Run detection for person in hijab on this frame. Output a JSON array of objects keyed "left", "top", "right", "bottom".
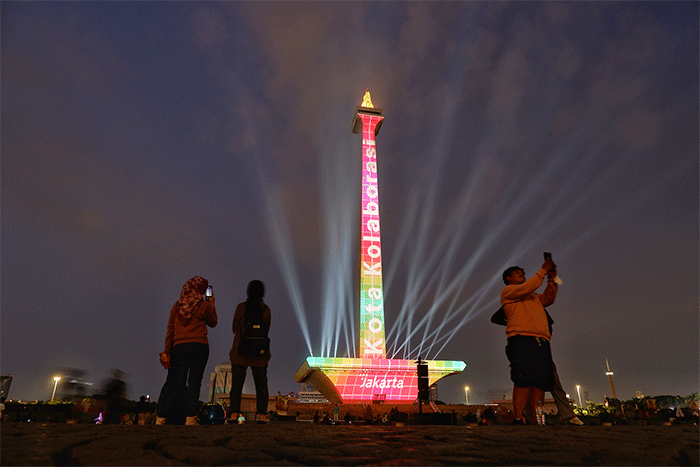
[
  {"left": 156, "top": 276, "right": 217, "bottom": 425},
  {"left": 228, "top": 280, "right": 271, "bottom": 424}
]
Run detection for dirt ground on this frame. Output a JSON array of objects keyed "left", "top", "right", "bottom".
[{"left": 2, "top": 421, "right": 698, "bottom": 466}]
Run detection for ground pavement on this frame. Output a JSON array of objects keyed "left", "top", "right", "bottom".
[{"left": 2, "top": 421, "right": 698, "bottom": 466}]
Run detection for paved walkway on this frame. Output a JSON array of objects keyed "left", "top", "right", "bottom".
[{"left": 2, "top": 421, "right": 698, "bottom": 466}]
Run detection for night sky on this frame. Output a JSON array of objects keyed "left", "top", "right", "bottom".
[{"left": 3, "top": 2, "right": 698, "bottom": 406}]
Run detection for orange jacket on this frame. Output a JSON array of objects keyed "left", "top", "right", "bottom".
[
  {"left": 500, "top": 268, "right": 557, "bottom": 340},
  {"left": 164, "top": 299, "right": 217, "bottom": 352}
]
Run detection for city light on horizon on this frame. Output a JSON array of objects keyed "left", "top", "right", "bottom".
[
  {"left": 51, "top": 376, "right": 61, "bottom": 402},
  {"left": 576, "top": 385, "right": 583, "bottom": 409}
]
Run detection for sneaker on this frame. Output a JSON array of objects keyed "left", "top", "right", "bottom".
[
  {"left": 511, "top": 418, "right": 525, "bottom": 425},
  {"left": 155, "top": 417, "right": 167, "bottom": 425},
  {"left": 185, "top": 416, "right": 200, "bottom": 426},
  {"left": 567, "top": 416, "right": 584, "bottom": 425}
]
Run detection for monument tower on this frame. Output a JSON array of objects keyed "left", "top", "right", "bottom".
[
  {"left": 354, "top": 89, "right": 387, "bottom": 359},
  {"left": 605, "top": 357, "right": 617, "bottom": 400},
  {"left": 294, "top": 90, "right": 465, "bottom": 403}
]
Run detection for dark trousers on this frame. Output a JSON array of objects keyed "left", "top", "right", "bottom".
[
  {"left": 229, "top": 364, "right": 268, "bottom": 415},
  {"left": 157, "top": 343, "right": 209, "bottom": 418},
  {"left": 506, "top": 335, "right": 554, "bottom": 391},
  {"left": 551, "top": 359, "right": 576, "bottom": 419}
]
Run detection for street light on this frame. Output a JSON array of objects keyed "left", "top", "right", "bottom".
[
  {"left": 576, "top": 385, "right": 582, "bottom": 409},
  {"left": 51, "top": 376, "right": 61, "bottom": 402},
  {"left": 464, "top": 386, "right": 470, "bottom": 405}
]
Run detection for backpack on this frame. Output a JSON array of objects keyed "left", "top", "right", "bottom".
[{"left": 238, "top": 304, "right": 270, "bottom": 358}]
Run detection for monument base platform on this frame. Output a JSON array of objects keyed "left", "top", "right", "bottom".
[{"left": 294, "top": 357, "right": 466, "bottom": 403}]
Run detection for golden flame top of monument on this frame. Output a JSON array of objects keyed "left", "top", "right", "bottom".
[
  {"left": 360, "top": 89, "right": 374, "bottom": 108},
  {"left": 352, "top": 88, "right": 382, "bottom": 134}
]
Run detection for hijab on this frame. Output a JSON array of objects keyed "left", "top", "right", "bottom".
[{"left": 177, "top": 276, "right": 208, "bottom": 324}]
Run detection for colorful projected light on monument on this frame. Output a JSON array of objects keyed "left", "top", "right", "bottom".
[{"left": 294, "top": 90, "right": 465, "bottom": 403}]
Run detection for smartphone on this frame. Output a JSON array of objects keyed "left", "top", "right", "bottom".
[
  {"left": 205, "top": 285, "right": 213, "bottom": 299},
  {"left": 543, "top": 252, "right": 552, "bottom": 262}
]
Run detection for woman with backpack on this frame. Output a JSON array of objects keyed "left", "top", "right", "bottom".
[{"left": 228, "top": 280, "right": 271, "bottom": 424}]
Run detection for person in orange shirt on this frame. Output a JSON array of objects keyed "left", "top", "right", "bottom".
[
  {"left": 501, "top": 258, "right": 557, "bottom": 425},
  {"left": 156, "top": 276, "right": 217, "bottom": 425},
  {"left": 491, "top": 301, "right": 584, "bottom": 425}
]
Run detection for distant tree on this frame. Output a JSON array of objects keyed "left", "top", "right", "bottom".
[
  {"left": 47, "top": 398, "right": 71, "bottom": 405},
  {"left": 651, "top": 395, "right": 672, "bottom": 409},
  {"left": 586, "top": 401, "right": 607, "bottom": 416},
  {"left": 605, "top": 397, "right": 623, "bottom": 415},
  {"left": 685, "top": 392, "right": 699, "bottom": 403}
]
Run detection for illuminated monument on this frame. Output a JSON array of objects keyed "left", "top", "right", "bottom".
[
  {"left": 294, "top": 90, "right": 466, "bottom": 403},
  {"left": 605, "top": 357, "right": 617, "bottom": 400}
]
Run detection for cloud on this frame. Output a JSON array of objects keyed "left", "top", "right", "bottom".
[
  {"left": 3, "top": 43, "right": 208, "bottom": 277},
  {"left": 485, "top": 46, "right": 529, "bottom": 126},
  {"left": 191, "top": 5, "right": 229, "bottom": 62},
  {"left": 613, "top": 105, "right": 661, "bottom": 151},
  {"left": 5, "top": 136, "right": 207, "bottom": 267}
]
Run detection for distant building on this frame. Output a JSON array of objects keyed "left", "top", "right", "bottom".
[
  {"left": 1, "top": 375, "right": 12, "bottom": 400},
  {"left": 209, "top": 362, "right": 232, "bottom": 405},
  {"left": 485, "top": 389, "right": 512, "bottom": 404},
  {"left": 207, "top": 362, "right": 275, "bottom": 415},
  {"left": 296, "top": 383, "right": 329, "bottom": 403}
]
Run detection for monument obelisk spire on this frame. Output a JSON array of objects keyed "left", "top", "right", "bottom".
[
  {"left": 294, "top": 90, "right": 465, "bottom": 403},
  {"left": 605, "top": 357, "right": 618, "bottom": 400},
  {"left": 352, "top": 89, "right": 386, "bottom": 358}
]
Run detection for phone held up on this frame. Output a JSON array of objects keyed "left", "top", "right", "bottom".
[
  {"left": 544, "top": 252, "right": 562, "bottom": 284},
  {"left": 205, "top": 285, "right": 213, "bottom": 300}
]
